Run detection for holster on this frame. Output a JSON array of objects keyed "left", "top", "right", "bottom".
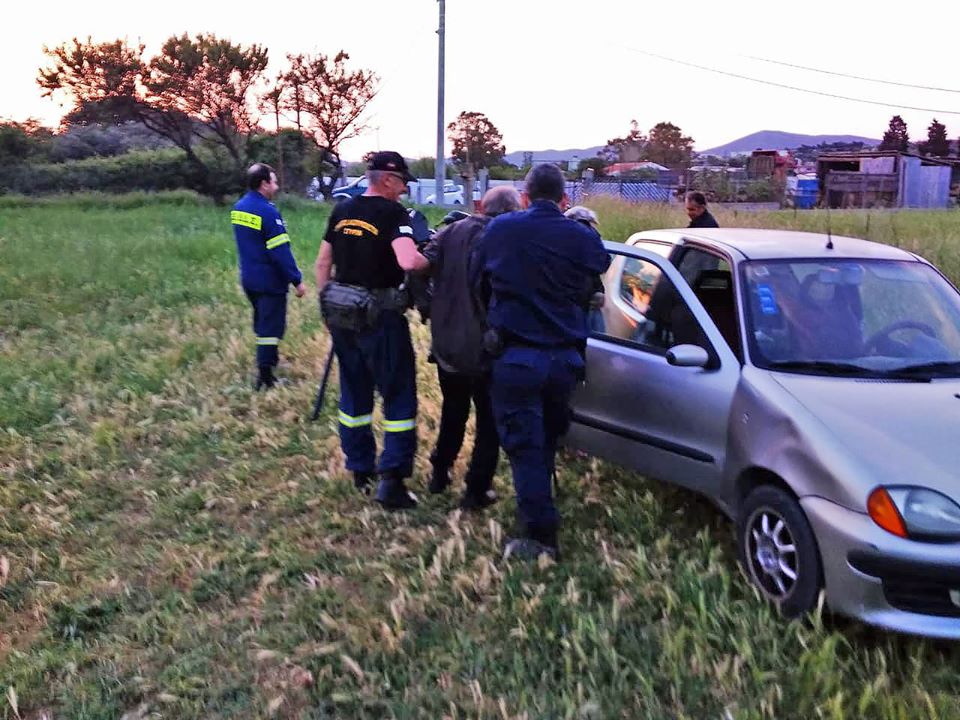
[{"left": 481, "top": 327, "right": 505, "bottom": 359}]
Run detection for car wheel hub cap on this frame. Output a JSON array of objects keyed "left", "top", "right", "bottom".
[{"left": 748, "top": 509, "right": 798, "bottom": 600}]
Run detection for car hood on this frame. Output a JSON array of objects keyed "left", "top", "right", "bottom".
[{"left": 771, "top": 373, "right": 960, "bottom": 499}]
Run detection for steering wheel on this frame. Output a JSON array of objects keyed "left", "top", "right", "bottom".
[{"left": 863, "top": 320, "right": 937, "bottom": 355}]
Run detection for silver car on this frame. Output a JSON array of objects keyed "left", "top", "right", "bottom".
[{"left": 567, "top": 228, "right": 960, "bottom": 638}]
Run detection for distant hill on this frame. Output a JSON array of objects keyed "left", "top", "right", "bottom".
[
  {"left": 500, "top": 131, "right": 881, "bottom": 166},
  {"left": 702, "top": 131, "right": 878, "bottom": 156},
  {"left": 502, "top": 146, "right": 604, "bottom": 166}
]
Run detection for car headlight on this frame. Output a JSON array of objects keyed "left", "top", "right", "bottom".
[{"left": 868, "top": 486, "right": 960, "bottom": 541}]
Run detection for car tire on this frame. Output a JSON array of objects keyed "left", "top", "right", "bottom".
[{"left": 737, "top": 485, "right": 823, "bottom": 618}]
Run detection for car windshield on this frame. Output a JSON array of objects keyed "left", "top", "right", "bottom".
[{"left": 742, "top": 259, "right": 960, "bottom": 379}]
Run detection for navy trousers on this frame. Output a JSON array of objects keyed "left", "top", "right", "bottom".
[
  {"left": 330, "top": 311, "right": 417, "bottom": 477},
  {"left": 245, "top": 290, "right": 287, "bottom": 368},
  {"left": 490, "top": 345, "right": 583, "bottom": 535}
]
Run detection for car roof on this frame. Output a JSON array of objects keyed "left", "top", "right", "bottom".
[{"left": 627, "top": 228, "right": 919, "bottom": 262}]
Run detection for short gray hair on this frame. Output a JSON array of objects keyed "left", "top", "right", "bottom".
[
  {"left": 525, "top": 163, "right": 565, "bottom": 203},
  {"left": 564, "top": 205, "right": 598, "bottom": 227},
  {"left": 481, "top": 186, "right": 522, "bottom": 216}
]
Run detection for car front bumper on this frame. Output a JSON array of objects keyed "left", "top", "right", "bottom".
[{"left": 802, "top": 496, "right": 960, "bottom": 639}]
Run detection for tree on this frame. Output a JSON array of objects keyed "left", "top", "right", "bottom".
[
  {"left": 599, "top": 120, "right": 646, "bottom": 164},
  {"left": 879, "top": 115, "right": 910, "bottom": 152},
  {"left": 446, "top": 111, "right": 505, "bottom": 174},
  {"left": 38, "top": 38, "right": 144, "bottom": 125},
  {"left": 283, "top": 51, "right": 378, "bottom": 198},
  {"left": 280, "top": 54, "right": 309, "bottom": 132},
  {"left": 0, "top": 119, "right": 52, "bottom": 165},
  {"left": 259, "top": 81, "right": 287, "bottom": 187},
  {"left": 38, "top": 35, "right": 269, "bottom": 201},
  {"left": 577, "top": 157, "right": 607, "bottom": 176},
  {"left": 409, "top": 156, "right": 443, "bottom": 179},
  {"left": 644, "top": 122, "right": 694, "bottom": 170},
  {"left": 919, "top": 118, "right": 950, "bottom": 157}
]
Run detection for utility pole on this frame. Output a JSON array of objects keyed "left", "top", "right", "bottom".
[{"left": 435, "top": 0, "right": 446, "bottom": 206}]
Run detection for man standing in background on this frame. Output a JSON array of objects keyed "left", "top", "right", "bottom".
[
  {"left": 685, "top": 191, "right": 720, "bottom": 228},
  {"left": 231, "top": 163, "right": 306, "bottom": 390}
]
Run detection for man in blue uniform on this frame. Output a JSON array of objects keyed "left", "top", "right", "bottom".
[
  {"left": 474, "top": 164, "right": 610, "bottom": 559},
  {"left": 314, "top": 151, "right": 428, "bottom": 509},
  {"left": 232, "top": 163, "right": 306, "bottom": 390}
]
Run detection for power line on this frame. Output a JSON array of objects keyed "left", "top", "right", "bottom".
[
  {"left": 744, "top": 55, "right": 960, "bottom": 94},
  {"left": 622, "top": 47, "right": 960, "bottom": 116}
]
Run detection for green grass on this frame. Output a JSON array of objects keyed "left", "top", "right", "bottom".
[{"left": 2, "top": 192, "right": 960, "bottom": 719}]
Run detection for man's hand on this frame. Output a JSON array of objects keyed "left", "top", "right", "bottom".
[{"left": 294, "top": 282, "right": 307, "bottom": 298}]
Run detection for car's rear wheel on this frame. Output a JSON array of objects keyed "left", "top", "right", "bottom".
[{"left": 738, "top": 485, "right": 823, "bottom": 617}]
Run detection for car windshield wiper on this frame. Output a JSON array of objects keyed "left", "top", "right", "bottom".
[
  {"left": 885, "top": 360, "right": 960, "bottom": 378},
  {"left": 768, "top": 360, "right": 933, "bottom": 382},
  {"left": 767, "top": 360, "right": 877, "bottom": 376}
]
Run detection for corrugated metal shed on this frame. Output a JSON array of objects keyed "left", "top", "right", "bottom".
[{"left": 816, "top": 151, "right": 952, "bottom": 209}]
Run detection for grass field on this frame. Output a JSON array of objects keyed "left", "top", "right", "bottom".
[{"left": 2, "top": 192, "right": 960, "bottom": 719}]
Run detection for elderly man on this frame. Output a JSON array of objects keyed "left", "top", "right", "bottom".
[
  {"left": 685, "top": 191, "right": 720, "bottom": 228},
  {"left": 474, "top": 165, "right": 610, "bottom": 560},
  {"left": 419, "top": 186, "right": 522, "bottom": 510}
]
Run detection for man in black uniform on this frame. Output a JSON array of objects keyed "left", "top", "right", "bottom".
[
  {"left": 685, "top": 191, "right": 720, "bottom": 228},
  {"left": 315, "top": 151, "right": 428, "bottom": 509}
]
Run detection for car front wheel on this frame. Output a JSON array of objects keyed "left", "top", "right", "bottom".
[{"left": 737, "top": 485, "right": 823, "bottom": 617}]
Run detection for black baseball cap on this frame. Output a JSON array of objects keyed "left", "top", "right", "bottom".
[{"left": 367, "top": 151, "right": 415, "bottom": 183}]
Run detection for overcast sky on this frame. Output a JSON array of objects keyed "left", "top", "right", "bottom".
[{"left": 4, "top": 0, "right": 960, "bottom": 160}]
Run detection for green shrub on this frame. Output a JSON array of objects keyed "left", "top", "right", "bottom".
[{"left": 2, "top": 148, "right": 194, "bottom": 195}]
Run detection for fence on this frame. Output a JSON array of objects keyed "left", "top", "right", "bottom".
[{"left": 484, "top": 179, "right": 675, "bottom": 205}]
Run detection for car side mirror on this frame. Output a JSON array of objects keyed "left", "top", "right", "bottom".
[{"left": 666, "top": 344, "right": 710, "bottom": 368}]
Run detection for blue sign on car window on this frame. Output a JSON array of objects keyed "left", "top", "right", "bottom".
[{"left": 757, "top": 284, "right": 779, "bottom": 315}]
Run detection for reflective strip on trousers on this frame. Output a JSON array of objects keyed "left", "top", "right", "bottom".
[
  {"left": 339, "top": 410, "right": 373, "bottom": 428},
  {"left": 383, "top": 418, "right": 415, "bottom": 433},
  {"left": 256, "top": 337, "right": 279, "bottom": 345}
]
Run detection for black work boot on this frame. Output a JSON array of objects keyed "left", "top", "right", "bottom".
[
  {"left": 459, "top": 485, "right": 498, "bottom": 511},
  {"left": 353, "top": 471, "right": 374, "bottom": 496},
  {"left": 375, "top": 473, "right": 418, "bottom": 510},
  {"left": 256, "top": 364, "right": 295, "bottom": 391},
  {"left": 255, "top": 366, "right": 291, "bottom": 391},
  {"left": 428, "top": 465, "right": 451, "bottom": 495},
  {"left": 254, "top": 365, "right": 276, "bottom": 391},
  {"left": 503, "top": 525, "right": 559, "bottom": 562}
]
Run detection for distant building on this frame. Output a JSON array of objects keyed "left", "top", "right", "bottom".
[
  {"left": 602, "top": 161, "right": 668, "bottom": 176},
  {"left": 746, "top": 150, "right": 796, "bottom": 183},
  {"left": 816, "top": 150, "right": 953, "bottom": 209}
]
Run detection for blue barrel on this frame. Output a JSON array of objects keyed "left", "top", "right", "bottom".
[{"left": 794, "top": 178, "right": 818, "bottom": 209}]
